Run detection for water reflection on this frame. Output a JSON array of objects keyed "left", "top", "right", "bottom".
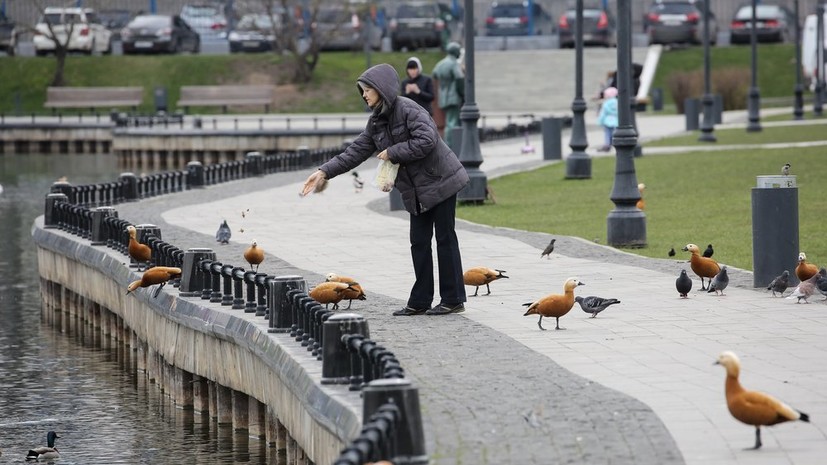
[{"left": 0, "top": 154, "right": 270, "bottom": 464}]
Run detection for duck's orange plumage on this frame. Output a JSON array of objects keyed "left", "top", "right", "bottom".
[
  {"left": 522, "top": 277, "right": 584, "bottom": 330},
  {"left": 310, "top": 281, "right": 356, "bottom": 310},
  {"left": 463, "top": 267, "right": 509, "bottom": 296},
  {"left": 682, "top": 243, "right": 720, "bottom": 290},
  {"left": 795, "top": 252, "right": 818, "bottom": 282},
  {"left": 126, "top": 266, "right": 182, "bottom": 298},
  {"left": 126, "top": 225, "right": 152, "bottom": 270},
  {"left": 636, "top": 183, "right": 646, "bottom": 210},
  {"left": 715, "top": 351, "right": 810, "bottom": 450},
  {"left": 325, "top": 273, "right": 366, "bottom": 309},
  {"left": 244, "top": 240, "right": 264, "bottom": 272}
]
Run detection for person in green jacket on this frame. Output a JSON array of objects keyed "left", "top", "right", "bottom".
[{"left": 432, "top": 41, "right": 464, "bottom": 147}]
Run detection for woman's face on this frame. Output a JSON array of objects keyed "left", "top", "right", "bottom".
[
  {"left": 406, "top": 67, "right": 420, "bottom": 79},
  {"left": 361, "top": 85, "right": 380, "bottom": 109}
]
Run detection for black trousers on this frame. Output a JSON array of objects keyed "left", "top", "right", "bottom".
[{"left": 407, "top": 194, "right": 466, "bottom": 309}]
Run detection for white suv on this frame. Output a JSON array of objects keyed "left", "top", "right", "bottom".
[{"left": 33, "top": 7, "right": 113, "bottom": 56}]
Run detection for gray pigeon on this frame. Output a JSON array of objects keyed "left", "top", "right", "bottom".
[
  {"left": 215, "top": 220, "right": 232, "bottom": 244},
  {"left": 541, "top": 238, "right": 556, "bottom": 259},
  {"left": 815, "top": 268, "right": 827, "bottom": 300},
  {"left": 676, "top": 269, "right": 692, "bottom": 298},
  {"left": 575, "top": 295, "right": 621, "bottom": 318},
  {"left": 787, "top": 272, "right": 820, "bottom": 303},
  {"left": 707, "top": 266, "right": 729, "bottom": 296},
  {"left": 766, "top": 270, "right": 790, "bottom": 297}
]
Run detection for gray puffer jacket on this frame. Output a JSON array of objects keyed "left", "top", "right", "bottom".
[{"left": 318, "top": 63, "right": 469, "bottom": 215}]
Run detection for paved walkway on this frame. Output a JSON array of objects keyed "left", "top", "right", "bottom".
[{"left": 119, "top": 109, "right": 827, "bottom": 465}]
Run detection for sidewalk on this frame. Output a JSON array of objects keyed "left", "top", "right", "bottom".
[{"left": 121, "top": 109, "right": 827, "bottom": 465}]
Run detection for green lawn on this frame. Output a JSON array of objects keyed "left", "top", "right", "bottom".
[
  {"left": 456, "top": 147, "right": 826, "bottom": 271},
  {"left": 647, "top": 123, "right": 827, "bottom": 146}
]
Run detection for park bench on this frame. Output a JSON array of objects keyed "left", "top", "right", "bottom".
[
  {"left": 176, "top": 85, "right": 274, "bottom": 114},
  {"left": 44, "top": 86, "right": 143, "bottom": 113}
]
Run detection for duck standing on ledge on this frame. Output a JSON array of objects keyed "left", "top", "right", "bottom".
[{"left": 26, "top": 431, "right": 60, "bottom": 460}]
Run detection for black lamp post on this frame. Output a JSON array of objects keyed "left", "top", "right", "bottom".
[
  {"left": 565, "top": 0, "right": 591, "bottom": 179},
  {"left": 606, "top": 0, "right": 646, "bottom": 247},
  {"left": 815, "top": 5, "right": 825, "bottom": 116},
  {"left": 747, "top": 0, "right": 762, "bottom": 132},
  {"left": 793, "top": 0, "right": 804, "bottom": 120},
  {"left": 457, "top": 0, "right": 487, "bottom": 202},
  {"left": 699, "top": 0, "right": 716, "bottom": 142}
]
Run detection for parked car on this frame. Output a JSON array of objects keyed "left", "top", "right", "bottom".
[
  {"left": 228, "top": 13, "right": 279, "bottom": 53},
  {"left": 558, "top": 6, "right": 616, "bottom": 47},
  {"left": 643, "top": 0, "right": 717, "bottom": 45},
  {"left": 311, "top": 6, "right": 382, "bottom": 51},
  {"left": 729, "top": 3, "right": 795, "bottom": 44},
  {"left": 33, "top": 7, "right": 113, "bottom": 56},
  {"left": 484, "top": 1, "right": 554, "bottom": 36},
  {"left": 389, "top": 1, "right": 447, "bottom": 51},
  {"left": 0, "top": 12, "right": 16, "bottom": 55},
  {"left": 121, "top": 14, "right": 200, "bottom": 54},
  {"left": 98, "top": 9, "right": 134, "bottom": 40},
  {"left": 180, "top": 3, "right": 228, "bottom": 38}
]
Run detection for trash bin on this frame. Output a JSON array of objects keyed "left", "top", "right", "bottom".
[
  {"left": 652, "top": 88, "right": 664, "bottom": 111},
  {"left": 752, "top": 175, "right": 799, "bottom": 288},
  {"left": 541, "top": 117, "right": 562, "bottom": 160},
  {"left": 684, "top": 98, "right": 699, "bottom": 131},
  {"left": 154, "top": 87, "right": 168, "bottom": 113},
  {"left": 713, "top": 94, "right": 723, "bottom": 124}
]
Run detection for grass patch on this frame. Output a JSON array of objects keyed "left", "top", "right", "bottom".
[
  {"left": 457, "top": 148, "right": 826, "bottom": 271},
  {"left": 646, "top": 121, "right": 827, "bottom": 147}
]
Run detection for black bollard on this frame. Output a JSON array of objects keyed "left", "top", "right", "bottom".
[
  {"left": 244, "top": 270, "right": 258, "bottom": 313},
  {"left": 90, "top": 207, "right": 117, "bottom": 245},
  {"left": 322, "top": 313, "right": 370, "bottom": 385},
  {"left": 254, "top": 273, "right": 269, "bottom": 316},
  {"left": 541, "top": 117, "right": 562, "bottom": 160},
  {"left": 118, "top": 172, "right": 139, "bottom": 201},
  {"left": 231, "top": 267, "right": 246, "bottom": 309},
  {"left": 133, "top": 224, "right": 161, "bottom": 269},
  {"left": 44, "top": 193, "right": 69, "bottom": 229},
  {"left": 245, "top": 151, "right": 264, "bottom": 177},
  {"left": 220, "top": 264, "right": 235, "bottom": 306},
  {"left": 267, "top": 275, "right": 306, "bottom": 333},
  {"left": 752, "top": 175, "right": 799, "bottom": 287},
  {"left": 179, "top": 248, "right": 217, "bottom": 297},
  {"left": 187, "top": 161, "right": 205, "bottom": 188},
  {"left": 362, "top": 379, "right": 428, "bottom": 465},
  {"left": 209, "top": 262, "right": 224, "bottom": 303},
  {"left": 684, "top": 98, "right": 700, "bottom": 131},
  {"left": 50, "top": 181, "right": 75, "bottom": 204}
]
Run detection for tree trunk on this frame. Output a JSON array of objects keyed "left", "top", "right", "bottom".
[{"left": 51, "top": 50, "right": 67, "bottom": 87}]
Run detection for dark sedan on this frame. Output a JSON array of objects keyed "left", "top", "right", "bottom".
[
  {"left": 729, "top": 4, "right": 795, "bottom": 44},
  {"left": 644, "top": 1, "right": 717, "bottom": 45},
  {"left": 121, "top": 14, "right": 200, "bottom": 54},
  {"left": 558, "top": 7, "right": 616, "bottom": 47}
]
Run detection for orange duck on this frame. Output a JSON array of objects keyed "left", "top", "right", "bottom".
[
  {"left": 309, "top": 281, "right": 357, "bottom": 310},
  {"left": 325, "top": 273, "right": 366, "bottom": 309},
  {"left": 463, "top": 267, "right": 509, "bottom": 296},
  {"left": 795, "top": 252, "right": 818, "bottom": 282},
  {"left": 715, "top": 351, "right": 810, "bottom": 450},
  {"left": 126, "top": 225, "right": 152, "bottom": 271},
  {"left": 636, "top": 183, "right": 646, "bottom": 210},
  {"left": 126, "top": 266, "right": 182, "bottom": 298},
  {"left": 244, "top": 240, "right": 265, "bottom": 273},
  {"left": 682, "top": 243, "right": 720, "bottom": 290},
  {"left": 522, "top": 277, "right": 584, "bottom": 330}
]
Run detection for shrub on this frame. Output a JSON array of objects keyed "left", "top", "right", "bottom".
[
  {"left": 666, "top": 70, "right": 702, "bottom": 114},
  {"left": 713, "top": 68, "right": 750, "bottom": 110}
]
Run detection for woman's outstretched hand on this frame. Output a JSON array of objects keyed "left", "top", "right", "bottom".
[{"left": 300, "top": 170, "right": 327, "bottom": 197}]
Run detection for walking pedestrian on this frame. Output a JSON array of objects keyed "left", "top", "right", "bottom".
[
  {"left": 400, "top": 56, "right": 435, "bottom": 115},
  {"left": 300, "top": 63, "right": 469, "bottom": 316},
  {"left": 432, "top": 42, "right": 464, "bottom": 147},
  {"left": 597, "top": 86, "right": 618, "bottom": 152}
]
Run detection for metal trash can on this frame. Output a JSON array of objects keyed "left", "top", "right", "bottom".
[
  {"left": 652, "top": 88, "right": 664, "bottom": 111},
  {"left": 752, "top": 175, "right": 798, "bottom": 287},
  {"left": 154, "top": 87, "right": 168, "bottom": 113},
  {"left": 713, "top": 93, "right": 723, "bottom": 124},
  {"left": 684, "top": 98, "right": 699, "bottom": 131},
  {"left": 541, "top": 117, "right": 562, "bottom": 160}
]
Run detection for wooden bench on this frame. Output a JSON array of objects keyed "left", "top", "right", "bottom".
[
  {"left": 45, "top": 86, "right": 144, "bottom": 112},
  {"left": 177, "top": 85, "right": 274, "bottom": 114}
]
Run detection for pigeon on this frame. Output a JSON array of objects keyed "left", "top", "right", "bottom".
[
  {"left": 813, "top": 268, "right": 827, "bottom": 300},
  {"left": 766, "top": 270, "right": 790, "bottom": 297},
  {"left": 703, "top": 244, "right": 714, "bottom": 258},
  {"left": 707, "top": 266, "right": 729, "bottom": 296},
  {"left": 676, "top": 269, "right": 692, "bottom": 298},
  {"left": 540, "top": 238, "right": 556, "bottom": 259},
  {"left": 575, "top": 295, "right": 621, "bottom": 318},
  {"left": 126, "top": 266, "right": 182, "bottom": 298},
  {"left": 715, "top": 351, "right": 809, "bottom": 450},
  {"left": 781, "top": 163, "right": 791, "bottom": 176},
  {"left": 244, "top": 240, "right": 264, "bottom": 272},
  {"left": 463, "top": 267, "right": 509, "bottom": 296},
  {"left": 352, "top": 171, "right": 364, "bottom": 193},
  {"left": 786, "top": 272, "right": 821, "bottom": 303},
  {"left": 215, "top": 220, "right": 232, "bottom": 244},
  {"left": 668, "top": 247, "right": 676, "bottom": 257},
  {"left": 522, "top": 277, "right": 584, "bottom": 330},
  {"left": 795, "top": 252, "right": 818, "bottom": 282},
  {"left": 682, "top": 243, "right": 720, "bottom": 290}
]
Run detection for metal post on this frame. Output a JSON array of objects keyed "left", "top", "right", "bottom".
[
  {"left": 565, "top": 0, "right": 591, "bottom": 179},
  {"left": 815, "top": 5, "right": 825, "bottom": 116},
  {"left": 457, "top": 0, "right": 487, "bottom": 203},
  {"left": 699, "top": 0, "right": 716, "bottom": 142},
  {"left": 747, "top": 0, "right": 762, "bottom": 132},
  {"left": 606, "top": 0, "right": 646, "bottom": 248},
  {"left": 793, "top": 0, "right": 804, "bottom": 120}
]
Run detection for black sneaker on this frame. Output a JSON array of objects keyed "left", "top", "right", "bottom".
[
  {"left": 425, "top": 303, "right": 465, "bottom": 315},
  {"left": 393, "top": 306, "right": 428, "bottom": 316}
]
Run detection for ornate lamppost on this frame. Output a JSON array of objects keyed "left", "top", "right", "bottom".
[
  {"left": 606, "top": 0, "right": 645, "bottom": 247},
  {"left": 815, "top": 5, "right": 825, "bottom": 116},
  {"left": 699, "top": 0, "right": 716, "bottom": 141},
  {"left": 457, "top": 0, "right": 487, "bottom": 202},
  {"left": 747, "top": 0, "right": 762, "bottom": 132},
  {"left": 565, "top": 0, "right": 591, "bottom": 179},
  {"left": 793, "top": 0, "right": 804, "bottom": 120}
]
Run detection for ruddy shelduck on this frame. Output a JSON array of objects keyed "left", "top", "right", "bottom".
[
  {"left": 795, "top": 252, "right": 818, "bottom": 282},
  {"left": 126, "top": 266, "right": 182, "bottom": 298},
  {"left": 126, "top": 225, "right": 152, "bottom": 271},
  {"left": 325, "top": 273, "right": 366, "bottom": 309},
  {"left": 715, "top": 351, "right": 809, "bottom": 449},
  {"left": 682, "top": 243, "right": 720, "bottom": 290},
  {"left": 244, "top": 240, "right": 264, "bottom": 272},
  {"left": 463, "top": 267, "right": 509, "bottom": 296},
  {"left": 522, "top": 277, "right": 584, "bottom": 330},
  {"left": 310, "top": 281, "right": 357, "bottom": 310}
]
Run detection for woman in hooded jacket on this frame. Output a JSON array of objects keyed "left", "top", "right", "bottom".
[
  {"left": 400, "top": 56, "right": 435, "bottom": 115},
  {"left": 301, "top": 63, "right": 470, "bottom": 316}
]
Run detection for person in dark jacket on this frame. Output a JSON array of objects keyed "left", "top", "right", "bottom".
[
  {"left": 301, "top": 63, "right": 470, "bottom": 316},
  {"left": 400, "top": 56, "right": 434, "bottom": 115}
]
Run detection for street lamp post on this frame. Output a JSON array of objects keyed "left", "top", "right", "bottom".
[
  {"left": 815, "top": 5, "right": 825, "bottom": 116},
  {"left": 565, "top": 0, "right": 591, "bottom": 179},
  {"left": 747, "top": 0, "right": 762, "bottom": 132},
  {"left": 457, "top": 0, "right": 487, "bottom": 202},
  {"left": 699, "top": 0, "right": 716, "bottom": 141},
  {"left": 606, "top": 0, "right": 646, "bottom": 247},
  {"left": 793, "top": 0, "right": 804, "bottom": 120}
]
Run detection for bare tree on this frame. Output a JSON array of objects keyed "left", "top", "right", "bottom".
[{"left": 28, "top": 0, "right": 78, "bottom": 87}]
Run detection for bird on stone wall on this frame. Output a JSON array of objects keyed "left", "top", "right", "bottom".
[
  {"left": 325, "top": 273, "right": 366, "bottom": 309},
  {"left": 463, "top": 267, "right": 509, "bottom": 296},
  {"left": 126, "top": 225, "right": 152, "bottom": 271},
  {"left": 715, "top": 351, "right": 810, "bottom": 450},
  {"left": 215, "top": 220, "right": 232, "bottom": 244},
  {"left": 126, "top": 266, "right": 182, "bottom": 298},
  {"left": 310, "top": 281, "right": 357, "bottom": 310},
  {"left": 244, "top": 240, "right": 264, "bottom": 273},
  {"left": 522, "top": 277, "right": 584, "bottom": 330}
]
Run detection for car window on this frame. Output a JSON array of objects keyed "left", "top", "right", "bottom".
[
  {"left": 183, "top": 5, "right": 220, "bottom": 17},
  {"left": 490, "top": 4, "right": 526, "bottom": 16},
  {"left": 651, "top": 3, "right": 696, "bottom": 14},
  {"left": 735, "top": 5, "right": 781, "bottom": 20},
  {"left": 317, "top": 8, "right": 349, "bottom": 23},
  {"left": 43, "top": 13, "right": 63, "bottom": 24},
  {"left": 86, "top": 12, "right": 100, "bottom": 24},
  {"left": 397, "top": 4, "right": 437, "bottom": 18},
  {"left": 131, "top": 16, "right": 171, "bottom": 28}
]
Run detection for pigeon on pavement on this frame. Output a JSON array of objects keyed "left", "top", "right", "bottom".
[
  {"left": 216, "top": 220, "right": 232, "bottom": 244},
  {"left": 575, "top": 296, "right": 621, "bottom": 318},
  {"left": 766, "top": 270, "right": 790, "bottom": 297},
  {"left": 814, "top": 268, "right": 827, "bottom": 300},
  {"left": 676, "top": 269, "right": 692, "bottom": 298},
  {"left": 540, "top": 238, "right": 556, "bottom": 259},
  {"left": 786, "top": 272, "right": 821, "bottom": 304},
  {"left": 708, "top": 266, "right": 729, "bottom": 296}
]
